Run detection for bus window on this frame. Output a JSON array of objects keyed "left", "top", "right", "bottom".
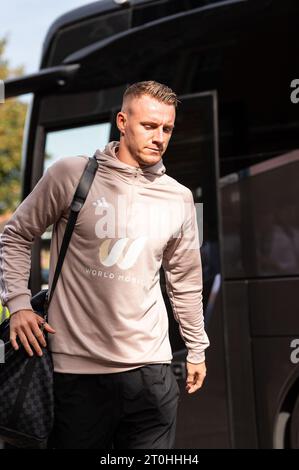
[
  {"left": 40, "top": 122, "right": 111, "bottom": 288},
  {"left": 44, "top": 122, "right": 110, "bottom": 171}
]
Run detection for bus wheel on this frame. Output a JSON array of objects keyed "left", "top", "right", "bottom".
[
  {"left": 290, "top": 395, "right": 299, "bottom": 448},
  {"left": 273, "top": 411, "right": 291, "bottom": 448}
]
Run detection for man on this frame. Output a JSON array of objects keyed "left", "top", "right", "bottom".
[{"left": 0, "top": 80, "right": 209, "bottom": 449}]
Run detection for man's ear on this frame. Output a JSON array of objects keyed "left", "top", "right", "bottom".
[{"left": 116, "top": 111, "right": 127, "bottom": 134}]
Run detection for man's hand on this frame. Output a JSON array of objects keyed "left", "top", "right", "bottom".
[
  {"left": 185, "top": 361, "right": 207, "bottom": 394},
  {"left": 10, "top": 309, "right": 56, "bottom": 357}
]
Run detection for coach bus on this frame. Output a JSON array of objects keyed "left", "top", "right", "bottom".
[{"left": 3, "top": 0, "right": 299, "bottom": 448}]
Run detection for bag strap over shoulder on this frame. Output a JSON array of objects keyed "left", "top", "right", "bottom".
[{"left": 46, "top": 155, "right": 98, "bottom": 308}]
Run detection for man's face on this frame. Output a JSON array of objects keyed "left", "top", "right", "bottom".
[{"left": 117, "top": 95, "right": 176, "bottom": 166}]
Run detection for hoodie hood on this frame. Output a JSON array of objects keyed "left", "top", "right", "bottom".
[{"left": 95, "top": 141, "right": 166, "bottom": 184}]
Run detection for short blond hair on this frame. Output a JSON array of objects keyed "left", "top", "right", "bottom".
[{"left": 122, "top": 80, "right": 180, "bottom": 109}]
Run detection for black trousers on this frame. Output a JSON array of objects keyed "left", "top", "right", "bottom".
[{"left": 48, "top": 363, "right": 180, "bottom": 449}]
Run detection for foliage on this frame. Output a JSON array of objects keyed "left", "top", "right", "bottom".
[{"left": 0, "top": 37, "right": 27, "bottom": 215}]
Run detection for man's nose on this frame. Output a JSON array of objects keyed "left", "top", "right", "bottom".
[{"left": 153, "top": 127, "right": 164, "bottom": 144}]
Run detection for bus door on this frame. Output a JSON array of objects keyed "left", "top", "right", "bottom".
[{"left": 157, "top": 91, "right": 230, "bottom": 449}]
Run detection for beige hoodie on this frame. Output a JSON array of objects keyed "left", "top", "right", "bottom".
[{"left": 0, "top": 141, "right": 209, "bottom": 373}]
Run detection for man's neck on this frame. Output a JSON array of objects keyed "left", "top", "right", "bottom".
[{"left": 115, "top": 144, "right": 140, "bottom": 168}]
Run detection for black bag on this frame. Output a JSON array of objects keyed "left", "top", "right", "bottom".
[
  {"left": 0, "top": 314, "right": 54, "bottom": 448},
  {"left": 0, "top": 155, "right": 98, "bottom": 448}
]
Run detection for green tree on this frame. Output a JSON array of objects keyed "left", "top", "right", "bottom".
[{"left": 0, "top": 36, "right": 28, "bottom": 215}]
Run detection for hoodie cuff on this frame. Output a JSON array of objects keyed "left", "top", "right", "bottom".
[
  {"left": 186, "top": 351, "right": 206, "bottom": 364},
  {"left": 7, "top": 294, "right": 33, "bottom": 315}
]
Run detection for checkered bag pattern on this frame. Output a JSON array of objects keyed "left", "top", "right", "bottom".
[{"left": 0, "top": 318, "right": 54, "bottom": 448}]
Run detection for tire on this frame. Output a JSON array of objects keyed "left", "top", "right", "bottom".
[{"left": 290, "top": 395, "right": 299, "bottom": 448}]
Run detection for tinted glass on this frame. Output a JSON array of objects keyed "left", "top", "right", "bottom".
[{"left": 41, "top": 122, "right": 111, "bottom": 288}]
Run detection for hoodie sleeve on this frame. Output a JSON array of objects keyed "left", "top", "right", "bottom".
[
  {"left": 162, "top": 189, "right": 209, "bottom": 364},
  {"left": 0, "top": 156, "right": 87, "bottom": 315}
]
